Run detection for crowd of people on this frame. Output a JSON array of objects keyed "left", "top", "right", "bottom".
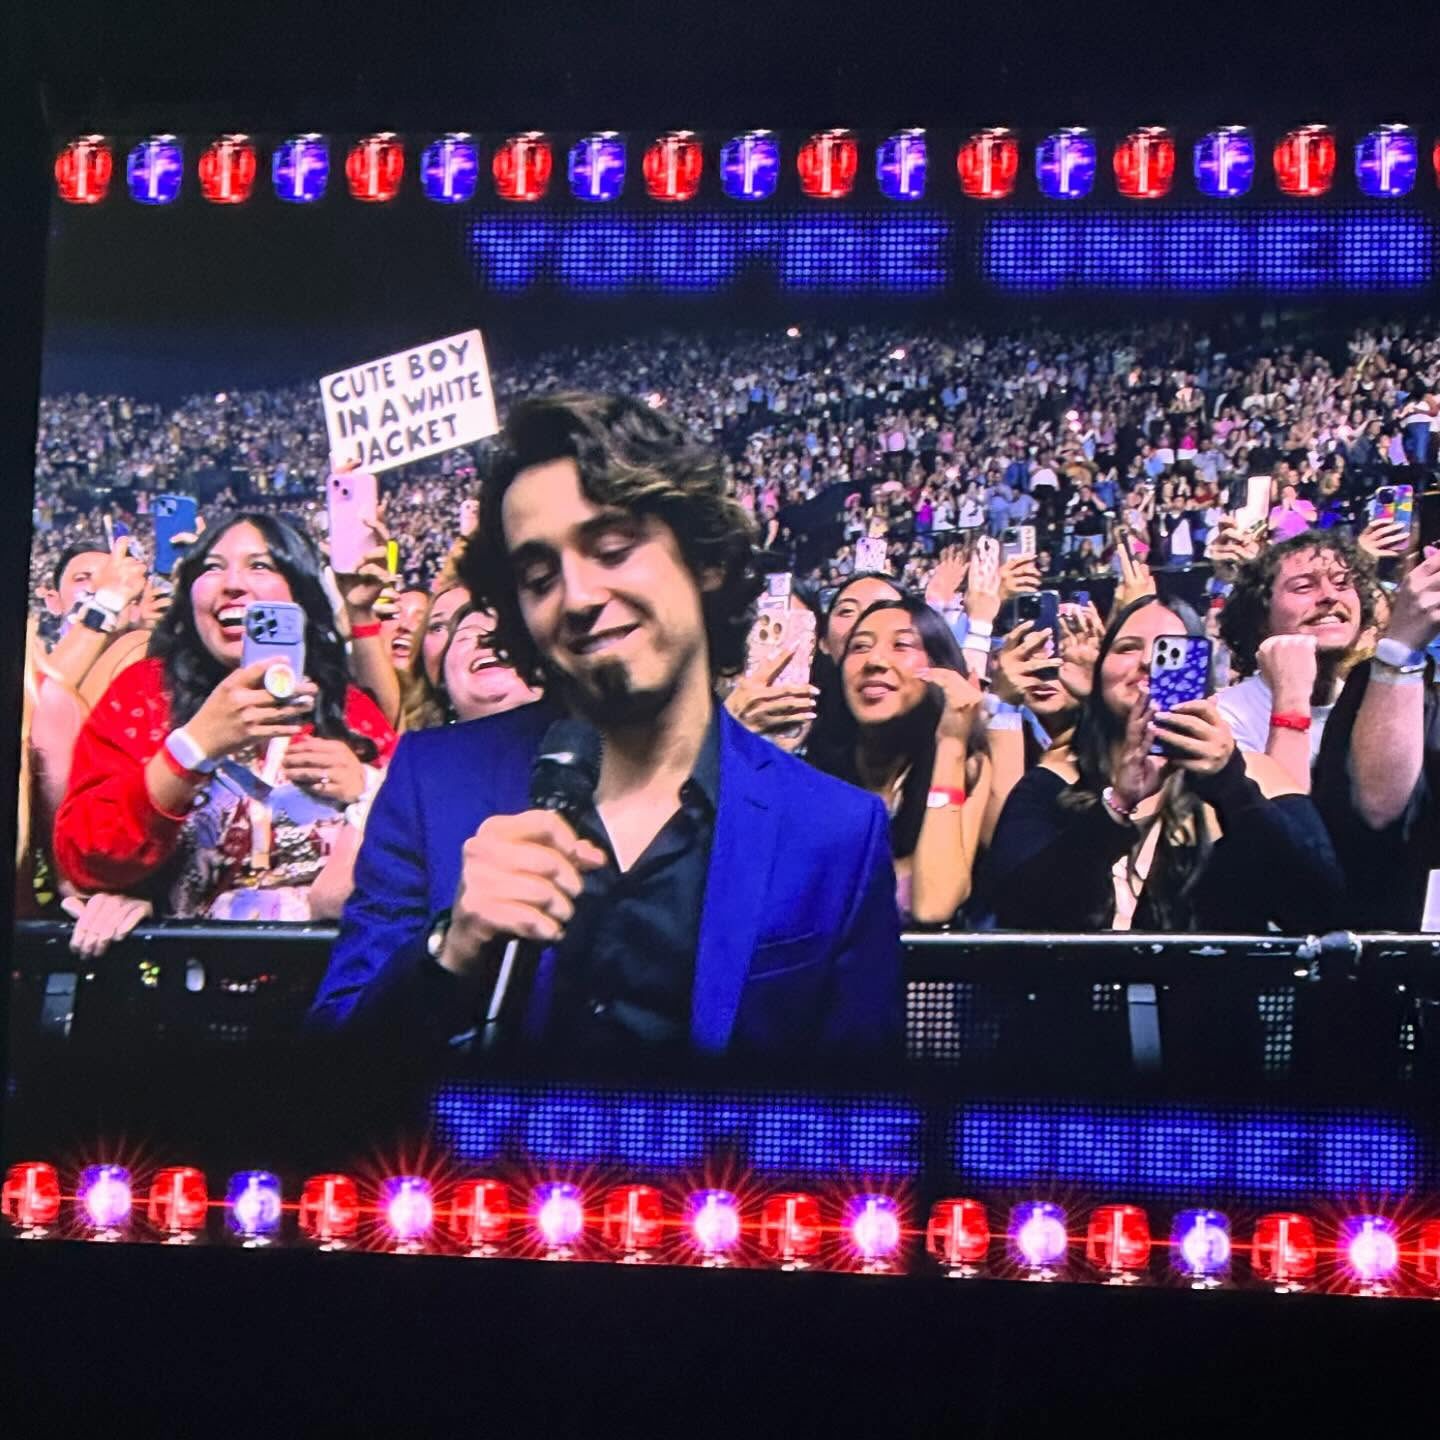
[{"left": 20, "top": 315, "right": 1440, "bottom": 984}]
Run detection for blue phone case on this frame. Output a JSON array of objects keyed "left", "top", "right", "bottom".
[
  {"left": 153, "top": 494, "right": 199, "bottom": 575},
  {"left": 241, "top": 602, "right": 307, "bottom": 681},
  {"left": 1149, "top": 634, "right": 1212, "bottom": 755}
]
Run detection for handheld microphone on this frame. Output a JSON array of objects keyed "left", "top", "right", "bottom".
[{"left": 480, "top": 719, "right": 602, "bottom": 1050}]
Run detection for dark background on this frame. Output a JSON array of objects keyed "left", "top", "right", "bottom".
[{"left": 8, "top": 2, "right": 1440, "bottom": 1432}]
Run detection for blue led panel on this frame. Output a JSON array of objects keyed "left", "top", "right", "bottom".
[
  {"left": 950, "top": 1102, "right": 1417, "bottom": 1201},
  {"left": 433, "top": 1084, "right": 926, "bottom": 1178},
  {"left": 983, "top": 209, "right": 1434, "bottom": 290},
  {"left": 466, "top": 211, "right": 953, "bottom": 292}
]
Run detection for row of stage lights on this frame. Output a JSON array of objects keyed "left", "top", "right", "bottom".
[
  {"left": 0, "top": 1159, "right": 1432, "bottom": 1294},
  {"left": 52, "top": 124, "right": 1439, "bottom": 207}
]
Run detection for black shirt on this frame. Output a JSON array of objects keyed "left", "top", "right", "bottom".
[{"left": 545, "top": 709, "right": 720, "bottom": 1055}]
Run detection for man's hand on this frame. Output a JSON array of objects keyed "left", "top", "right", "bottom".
[
  {"left": 437, "top": 811, "right": 609, "bottom": 975},
  {"left": 93, "top": 538, "right": 147, "bottom": 610},
  {"left": 1384, "top": 545, "right": 1440, "bottom": 652},
  {"left": 1358, "top": 517, "right": 1411, "bottom": 562},
  {"left": 1257, "top": 633, "right": 1318, "bottom": 713}
]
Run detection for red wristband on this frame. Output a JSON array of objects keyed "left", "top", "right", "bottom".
[
  {"left": 350, "top": 621, "right": 383, "bottom": 639},
  {"left": 926, "top": 785, "right": 967, "bottom": 810},
  {"left": 1269, "top": 711, "right": 1312, "bottom": 733},
  {"left": 157, "top": 742, "right": 204, "bottom": 781}
]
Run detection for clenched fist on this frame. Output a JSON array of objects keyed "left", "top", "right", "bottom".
[{"left": 1257, "top": 633, "right": 1318, "bottom": 714}]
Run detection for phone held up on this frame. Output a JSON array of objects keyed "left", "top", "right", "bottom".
[
  {"left": 327, "top": 470, "right": 380, "bottom": 574},
  {"left": 241, "top": 601, "right": 308, "bottom": 701},
  {"left": 152, "top": 493, "right": 199, "bottom": 576},
  {"left": 1148, "top": 634, "right": 1213, "bottom": 757}
]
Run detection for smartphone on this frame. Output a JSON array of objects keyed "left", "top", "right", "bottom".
[
  {"left": 1016, "top": 589, "right": 1061, "bottom": 645},
  {"left": 745, "top": 603, "right": 816, "bottom": 689},
  {"left": 1001, "top": 526, "right": 1036, "bottom": 562},
  {"left": 1369, "top": 483, "right": 1415, "bottom": 531},
  {"left": 241, "top": 601, "right": 307, "bottom": 697},
  {"left": 1233, "top": 475, "right": 1270, "bottom": 532},
  {"left": 327, "top": 470, "right": 379, "bottom": 574},
  {"left": 1149, "top": 634, "right": 1214, "bottom": 756},
  {"left": 1073, "top": 589, "right": 1091, "bottom": 610},
  {"left": 765, "top": 572, "right": 794, "bottom": 599},
  {"left": 152, "top": 494, "right": 199, "bottom": 575}
]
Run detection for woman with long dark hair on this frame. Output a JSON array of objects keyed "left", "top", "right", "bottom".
[
  {"left": 816, "top": 595, "right": 990, "bottom": 924},
  {"left": 54, "top": 514, "right": 396, "bottom": 922},
  {"left": 985, "top": 594, "right": 1344, "bottom": 932}
]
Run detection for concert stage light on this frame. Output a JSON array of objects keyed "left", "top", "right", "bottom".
[
  {"left": 494, "top": 132, "right": 552, "bottom": 201},
  {"left": 1418, "top": 1219, "right": 1440, "bottom": 1287},
  {"left": 1009, "top": 1202, "right": 1067, "bottom": 1279},
  {"left": 1251, "top": 1212, "right": 1317, "bottom": 1293},
  {"left": 568, "top": 133, "right": 626, "bottom": 202},
  {"left": 273, "top": 134, "right": 329, "bottom": 203},
  {"left": 644, "top": 132, "right": 703, "bottom": 201},
  {"left": 720, "top": 130, "right": 780, "bottom": 200},
  {"left": 958, "top": 128, "right": 1019, "bottom": 200},
  {"left": 1085, "top": 1205, "right": 1151, "bottom": 1283},
  {"left": 54, "top": 136, "right": 113, "bottom": 204},
  {"left": 147, "top": 1167, "right": 209, "bottom": 1243},
  {"left": 2, "top": 1162, "right": 62, "bottom": 1238},
  {"left": 1356, "top": 125, "right": 1418, "bottom": 199},
  {"left": 846, "top": 1194, "right": 902, "bottom": 1272},
  {"left": 1274, "top": 125, "right": 1336, "bottom": 196},
  {"left": 1341, "top": 1215, "right": 1400, "bottom": 1295},
  {"left": 876, "top": 129, "right": 927, "bottom": 200},
  {"left": 688, "top": 1189, "right": 741, "bottom": 1265},
  {"left": 1171, "top": 1209, "right": 1231, "bottom": 1288},
  {"left": 421, "top": 133, "right": 480, "bottom": 204},
  {"left": 345, "top": 134, "right": 404, "bottom": 202},
  {"left": 798, "top": 130, "right": 859, "bottom": 199},
  {"left": 198, "top": 135, "right": 257, "bottom": 204},
  {"left": 926, "top": 1198, "right": 989, "bottom": 1278},
  {"left": 299, "top": 1173, "right": 359, "bottom": 1250},
  {"left": 1035, "top": 128, "right": 1096, "bottom": 199},
  {"left": 382, "top": 1176, "right": 434, "bottom": 1253},
  {"left": 78, "top": 1165, "right": 132, "bottom": 1239},
  {"left": 226, "top": 1170, "right": 282, "bottom": 1245},
  {"left": 450, "top": 1179, "right": 509, "bottom": 1257},
  {"left": 534, "top": 1182, "right": 584, "bottom": 1257},
  {"left": 126, "top": 136, "right": 183, "bottom": 205},
  {"left": 760, "top": 1191, "right": 822, "bottom": 1269},
  {"left": 1114, "top": 127, "right": 1175, "bottom": 199},
  {"left": 602, "top": 1184, "right": 665, "bottom": 1260},
  {"left": 1194, "top": 126, "right": 1255, "bottom": 198}
]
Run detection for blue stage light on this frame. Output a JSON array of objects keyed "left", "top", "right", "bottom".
[
  {"left": 1036, "top": 129, "right": 1096, "bottom": 200},
  {"left": 720, "top": 131, "right": 780, "bottom": 200},
  {"left": 1194, "top": 127, "right": 1255, "bottom": 198},
  {"left": 568, "top": 133, "right": 627, "bottom": 202},
  {"left": 1356, "top": 125, "right": 1418, "bottom": 199},
  {"left": 272, "top": 134, "right": 329, "bottom": 203},
  {"left": 421, "top": 133, "right": 480, "bottom": 204},
  {"left": 126, "top": 135, "right": 184, "bottom": 205},
  {"left": 876, "top": 130, "right": 928, "bottom": 200}
]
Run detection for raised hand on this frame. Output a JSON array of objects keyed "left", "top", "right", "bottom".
[
  {"left": 1256, "top": 633, "right": 1319, "bottom": 714},
  {"left": 924, "top": 543, "right": 969, "bottom": 609},
  {"left": 992, "top": 622, "right": 1053, "bottom": 707},
  {"left": 724, "top": 648, "right": 820, "bottom": 742},
  {"left": 1114, "top": 538, "right": 1157, "bottom": 611},
  {"left": 921, "top": 666, "right": 984, "bottom": 743},
  {"left": 1357, "top": 517, "right": 1412, "bottom": 562},
  {"left": 1111, "top": 692, "right": 1166, "bottom": 812},
  {"left": 965, "top": 537, "right": 1003, "bottom": 626},
  {"left": 185, "top": 660, "right": 318, "bottom": 761},
  {"left": 1057, "top": 601, "right": 1105, "bottom": 702},
  {"left": 1149, "top": 697, "right": 1237, "bottom": 777},
  {"left": 1384, "top": 545, "right": 1440, "bottom": 652}
]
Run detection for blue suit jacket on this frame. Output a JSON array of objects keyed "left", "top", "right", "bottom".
[{"left": 309, "top": 702, "right": 903, "bottom": 1059}]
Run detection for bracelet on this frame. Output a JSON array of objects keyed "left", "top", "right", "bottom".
[
  {"left": 965, "top": 617, "right": 994, "bottom": 638},
  {"left": 350, "top": 620, "right": 383, "bottom": 639},
  {"left": 1369, "top": 665, "right": 1426, "bottom": 687},
  {"left": 926, "top": 786, "right": 967, "bottom": 810},
  {"left": 157, "top": 741, "right": 207, "bottom": 782},
  {"left": 961, "top": 634, "right": 992, "bottom": 655},
  {"left": 1101, "top": 786, "right": 1136, "bottom": 821},
  {"left": 1269, "top": 712, "right": 1312, "bottom": 733}
]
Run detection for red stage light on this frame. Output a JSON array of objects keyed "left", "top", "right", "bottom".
[
  {"left": 450, "top": 1179, "right": 510, "bottom": 1254},
  {"left": 798, "top": 130, "right": 859, "bottom": 199},
  {"left": 148, "top": 1166, "right": 209, "bottom": 1241},
  {"left": 1251, "top": 1212, "right": 1318, "bottom": 1291},
  {"left": 1273, "top": 125, "right": 1336, "bottom": 197},
  {"left": 345, "top": 133, "right": 405, "bottom": 202},
  {"left": 1418, "top": 1220, "right": 1440, "bottom": 1286},
  {"left": 2, "top": 1162, "right": 62, "bottom": 1235},
  {"left": 759, "top": 1191, "right": 822, "bottom": 1267},
  {"left": 957, "top": 128, "right": 1019, "bottom": 199},
  {"left": 926, "top": 1198, "right": 990, "bottom": 1275},
  {"left": 493, "top": 132, "right": 553, "bottom": 201},
  {"left": 198, "top": 135, "right": 258, "bottom": 204},
  {"left": 298, "top": 1173, "right": 360, "bottom": 1249},
  {"left": 1114, "top": 127, "right": 1176, "bottom": 199},
  {"left": 1085, "top": 1204, "right": 1152, "bottom": 1281},
  {"left": 54, "top": 135, "right": 113, "bottom": 205},
  {"left": 602, "top": 1184, "right": 666, "bottom": 1259},
  {"left": 643, "top": 132, "right": 703, "bottom": 201}
]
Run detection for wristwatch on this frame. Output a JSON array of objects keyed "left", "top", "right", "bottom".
[
  {"left": 78, "top": 587, "right": 128, "bottom": 635},
  {"left": 1374, "top": 638, "right": 1427, "bottom": 674},
  {"left": 165, "top": 726, "right": 219, "bottom": 775},
  {"left": 426, "top": 909, "right": 453, "bottom": 962}
]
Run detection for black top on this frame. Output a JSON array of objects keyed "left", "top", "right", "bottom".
[
  {"left": 1312, "top": 661, "right": 1440, "bottom": 930},
  {"left": 985, "top": 751, "right": 1347, "bottom": 933},
  {"left": 544, "top": 710, "right": 720, "bottom": 1055}
]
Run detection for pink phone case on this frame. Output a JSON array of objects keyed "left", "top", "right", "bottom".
[{"left": 327, "top": 471, "right": 379, "bottom": 574}]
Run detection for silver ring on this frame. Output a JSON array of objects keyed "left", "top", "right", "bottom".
[{"left": 320, "top": 771, "right": 329, "bottom": 791}]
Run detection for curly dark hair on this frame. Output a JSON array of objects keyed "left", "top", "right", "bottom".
[
  {"left": 1218, "top": 528, "right": 1379, "bottom": 679},
  {"left": 148, "top": 512, "right": 378, "bottom": 762},
  {"left": 457, "top": 392, "right": 762, "bottom": 686}
]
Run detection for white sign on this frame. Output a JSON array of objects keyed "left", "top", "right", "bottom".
[{"left": 320, "top": 329, "right": 499, "bottom": 474}]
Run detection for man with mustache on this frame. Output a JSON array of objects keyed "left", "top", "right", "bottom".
[{"left": 310, "top": 393, "right": 902, "bottom": 1063}]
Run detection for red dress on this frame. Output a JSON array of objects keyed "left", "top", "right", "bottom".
[{"left": 54, "top": 657, "right": 396, "bottom": 920}]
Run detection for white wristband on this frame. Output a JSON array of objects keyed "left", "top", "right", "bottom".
[
  {"left": 962, "top": 635, "right": 992, "bottom": 654},
  {"left": 966, "top": 617, "right": 995, "bottom": 638}
]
